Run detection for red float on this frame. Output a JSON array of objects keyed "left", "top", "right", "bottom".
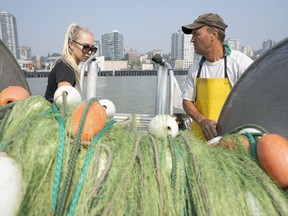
[
  {"left": 0, "top": 86, "right": 30, "bottom": 106},
  {"left": 72, "top": 101, "right": 107, "bottom": 141},
  {"left": 257, "top": 133, "right": 288, "bottom": 188}
]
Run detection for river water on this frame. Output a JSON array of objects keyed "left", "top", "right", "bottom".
[{"left": 27, "top": 75, "right": 187, "bottom": 115}]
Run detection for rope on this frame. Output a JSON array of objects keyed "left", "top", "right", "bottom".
[
  {"left": 52, "top": 103, "right": 67, "bottom": 212},
  {"left": 181, "top": 133, "right": 211, "bottom": 215},
  {"left": 0, "top": 102, "right": 17, "bottom": 151},
  {"left": 168, "top": 134, "right": 186, "bottom": 215},
  {"left": 0, "top": 109, "right": 12, "bottom": 139},
  {"left": 101, "top": 135, "right": 143, "bottom": 216},
  {"left": 148, "top": 134, "right": 164, "bottom": 216},
  {"left": 0, "top": 101, "right": 16, "bottom": 113},
  {"left": 225, "top": 124, "right": 267, "bottom": 162},
  {"left": 67, "top": 119, "right": 115, "bottom": 216},
  {"left": 168, "top": 135, "right": 177, "bottom": 193},
  {"left": 55, "top": 98, "right": 95, "bottom": 216},
  {"left": 245, "top": 132, "right": 258, "bottom": 160},
  {"left": 91, "top": 144, "right": 113, "bottom": 198}
]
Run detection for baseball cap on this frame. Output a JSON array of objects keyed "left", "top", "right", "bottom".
[{"left": 182, "top": 13, "right": 228, "bottom": 34}]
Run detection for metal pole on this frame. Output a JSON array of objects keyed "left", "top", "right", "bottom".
[{"left": 86, "top": 58, "right": 98, "bottom": 99}]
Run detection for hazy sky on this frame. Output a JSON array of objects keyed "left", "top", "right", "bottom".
[{"left": 2, "top": 0, "right": 288, "bottom": 56}]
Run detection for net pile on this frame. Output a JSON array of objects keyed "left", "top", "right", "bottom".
[{"left": 1, "top": 95, "right": 288, "bottom": 216}]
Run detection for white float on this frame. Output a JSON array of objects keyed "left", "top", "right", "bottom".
[
  {"left": 207, "top": 136, "right": 222, "bottom": 145},
  {"left": 0, "top": 153, "right": 22, "bottom": 216},
  {"left": 54, "top": 86, "right": 82, "bottom": 108},
  {"left": 148, "top": 114, "right": 179, "bottom": 138},
  {"left": 99, "top": 99, "right": 116, "bottom": 118}
]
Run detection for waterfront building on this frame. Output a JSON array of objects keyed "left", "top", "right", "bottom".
[
  {"left": 94, "top": 40, "right": 101, "bottom": 57},
  {"left": 171, "top": 30, "right": 184, "bottom": 60},
  {"left": 101, "top": 30, "right": 124, "bottom": 60},
  {"left": 142, "top": 63, "right": 153, "bottom": 70},
  {"left": 47, "top": 54, "right": 61, "bottom": 68},
  {"left": 0, "top": 12, "right": 19, "bottom": 59},
  {"left": 170, "top": 30, "right": 194, "bottom": 70},
  {"left": 242, "top": 44, "right": 254, "bottom": 58},
  {"left": 18, "top": 59, "right": 34, "bottom": 71},
  {"left": 183, "top": 34, "right": 194, "bottom": 69},
  {"left": 173, "top": 60, "right": 184, "bottom": 70},
  {"left": 96, "top": 56, "right": 105, "bottom": 71},
  {"left": 225, "top": 38, "right": 240, "bottom": 51},
  {"left": 19, "top": 45, "right": 32, "bottom": 60},
  {"left": 262, "top": 39, "right": 276, "bottom": 52},
  {"left": 104, "top": 60, "right": 128, "bottom": 71},
  {"left": 139, "top": 54, "right": 154, "bottom": 70},
  {"left": 147, "top": 49, "right": 164, "bottom": 61},
  {"left": 124, "top": 47, "right": 140, "bottom": 69}
]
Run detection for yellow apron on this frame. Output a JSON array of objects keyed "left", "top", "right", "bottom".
[{"left": 191, "top": 57, "right": 232, "bottom": 140}]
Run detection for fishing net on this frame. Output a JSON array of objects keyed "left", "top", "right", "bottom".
[{"left": 1, "top": 96, "right": 288, "bottom": 216}]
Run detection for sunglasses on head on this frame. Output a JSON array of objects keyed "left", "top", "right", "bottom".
[{"left": 72, "top": 40, "right": 97, "bottom": 55}]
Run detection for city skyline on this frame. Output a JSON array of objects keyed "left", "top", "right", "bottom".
[{"left": 2, "top": 0, "right": 288, "bottom": 57}]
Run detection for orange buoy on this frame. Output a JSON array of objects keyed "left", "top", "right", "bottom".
[
  {"left": 72, "top": 101, "right": 107, "bottom": 141},
  {"left": 0, "top": 86, "right": 30, "bottom": 106},
  {"left": 257, "top": 133, "right": 288, "bottom": 188}
]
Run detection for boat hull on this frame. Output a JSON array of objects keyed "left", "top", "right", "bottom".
[
  {"left": 0, "top": 40, "right": 31, "bottom": 93},
  {"left": 217, "top": 37, "right": 288, "bottom": 138}
]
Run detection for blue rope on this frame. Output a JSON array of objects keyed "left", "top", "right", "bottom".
[
  {"left": 67, "top": 119, "right": 115, "bottom": 216},
  {"left": 245, "top": 132, "right": 258, "bottom": 160},
  {"left": 56, "top": 99, "right": 95, "bottom": 216},
  {"left": 52, "top": 103, "right": 66, "bottom": 212}
]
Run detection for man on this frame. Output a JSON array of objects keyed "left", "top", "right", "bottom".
[{"left": 181, "top": 13, "right": 253, "bottom": 141}]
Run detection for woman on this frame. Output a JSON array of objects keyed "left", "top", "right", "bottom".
[{"left": 44, "top": 23, "right": 97, "bottom": 102}]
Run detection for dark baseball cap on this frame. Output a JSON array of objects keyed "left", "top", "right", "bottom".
[{"left": 182, "top": 13, "right": 228, "bottom": 34}]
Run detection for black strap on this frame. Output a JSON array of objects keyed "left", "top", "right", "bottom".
[
  {"left": 197, "top": 57, "right": 205, "bottom": 78},
  {"left": 197, "top": 56, "right": 228, "bottom": 78},
  {"left": 224, "top": 56, "right": 228, "bottom": 78}
]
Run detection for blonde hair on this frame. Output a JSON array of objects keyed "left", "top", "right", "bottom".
[{"left": 62, "top": 23, "right": 93, "bottom": 82}]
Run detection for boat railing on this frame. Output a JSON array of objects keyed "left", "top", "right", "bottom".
[
  {"left": 80, "top": 54, "right": 190, "bottom": 130},
  {"left": 152, "top": 54, "right": 176, "bottom": 116}
]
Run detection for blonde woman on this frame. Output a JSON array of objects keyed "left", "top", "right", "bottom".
[{"left": 44, "top": 23, "right": 97, "bottom": 102}]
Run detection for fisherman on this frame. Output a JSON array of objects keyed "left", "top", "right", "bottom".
[{"left": 181, "top": 13, "right": 253, "bottom": 141}]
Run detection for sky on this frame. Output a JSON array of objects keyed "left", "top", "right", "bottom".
[{"left": 2, "top": 0, "right": 288, "bottom": 56}]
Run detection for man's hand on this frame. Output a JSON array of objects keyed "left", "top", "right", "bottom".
[{"left": 199, "top": 119, "right": 217, "bottom": 141}]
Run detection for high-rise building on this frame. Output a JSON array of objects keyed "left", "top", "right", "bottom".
[
  {"left": 94, "top": 40, "right": 101, "bottom": 57},
  {"left": 262, "top": 39, "right": 276, "bottom": 52},
  {"left": 171, "top": 30, "right": 184, "bottom": 60},
  {"left": 0, "top": 12, "right": 19, "bottom": 59},
  {"left": 183, "top": 34, "right": 194, "bottom": 69},
  {"left": 242, "top": 45, "right": 254, "bottom": 58},
  {"left": 170, "top": 30, "right": 194, "bottom": 70},
  {"left": 101, "top": 30, "right": 124, "bottom": 60},
  {"left": 225, "top": 38, "right": 240, "bottom": 51}
]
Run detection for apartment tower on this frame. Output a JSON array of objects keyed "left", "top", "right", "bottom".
[
  {"left": 0, "top": 12, "right": 19, "bottom": 59},
  {"left": 101, "top": 30, "right": 124, "bottom": 60}
]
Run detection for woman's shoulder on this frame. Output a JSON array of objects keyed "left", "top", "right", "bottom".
[{"left": 51, "top": 58, "right": 72, "bottom": 72}]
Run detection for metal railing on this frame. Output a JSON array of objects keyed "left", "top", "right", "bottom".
[{"left": 152, "top": 54, "right": 177, "bottom": 116}]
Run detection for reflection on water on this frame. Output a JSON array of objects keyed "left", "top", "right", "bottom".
[{"left": 27, "top": 76, "right": 187, "bottom": 115}]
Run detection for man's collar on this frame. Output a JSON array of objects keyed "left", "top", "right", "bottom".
[
  {"left": 199, "top": 44, "right": 231, "bottom": 65},
  {"left": 223, "top": 44, "right": 231, "bottom": 56}
]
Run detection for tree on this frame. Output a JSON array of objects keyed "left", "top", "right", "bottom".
[{"left": 130, "top": 60, "right": 142, "bottom": 70}]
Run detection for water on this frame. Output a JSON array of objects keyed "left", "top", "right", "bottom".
[{"left": 27, "top": 75, "right": 187, "bottom": 115}]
